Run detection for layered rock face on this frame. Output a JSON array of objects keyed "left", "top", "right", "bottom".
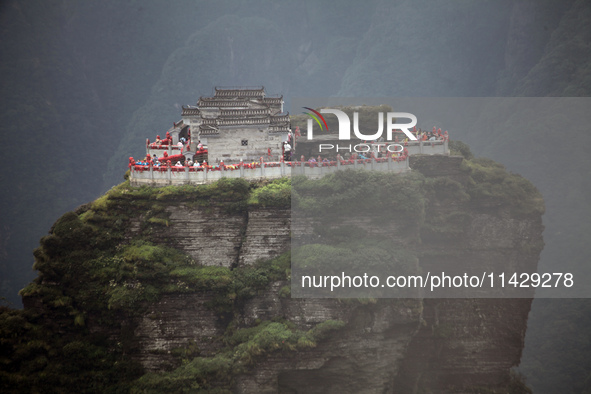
[
  {"left": 395, "top": 298, "right": 533, "bottom": 392},
  {"left": 137, "top": 205, "right": 291, "bottom": 268},
  {"left": 128, "top": 200, "right": 424, "bottom": 390},
  {"left": 120, "top": 155, "right": 542, "bottom": 392},
  {"left": 392, "top": 156, "right": 543, "bottom": 392},
  {"left": 238, "top": 298, "right": 421, "bottom": 394},
  {"left": 14, "top": 154, "right": 542, "bottom": 393},
  {"left": 133, "top": 283, "right": 422, "bottom": 392}
]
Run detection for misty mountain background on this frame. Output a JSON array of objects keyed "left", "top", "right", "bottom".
[{"left": 1, "top": 0, "right": 590, "bottom": 392}]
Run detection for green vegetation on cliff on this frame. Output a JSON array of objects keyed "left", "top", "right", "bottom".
[
  {"left": 20, "top": 177, "right": 292, "bottom": 316},
  {"left": 133, "top": 319, "right": 345, "bottom": 393},
  {"left": 2, "top": 177, "right": 294, "bottom": 393},
  {"left": 1, "top": 2, "right": 588, "bottom": 391},
  {"left": 0, "top": 148, "right": 544, "bottom": 392},
  {"left": 451, "top": 140, "right": 545, "bottom": 217}
]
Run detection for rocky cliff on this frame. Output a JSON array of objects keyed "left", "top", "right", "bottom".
[{"left": 0, "top": 149, "right": 543, "bottom": 393}]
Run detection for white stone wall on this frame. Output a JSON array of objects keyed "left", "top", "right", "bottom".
[
  {"left": 207, "top": 126, "right": 286, "bottom": 163},
  {"left": 129, "top": 156, "right": 411, "bottom": 186},
  {"left": 405, "top": 140, "right": 448, "bottom": 155},
  {"left": 131, "top": 140, "right": 448, "bottom": 186}
]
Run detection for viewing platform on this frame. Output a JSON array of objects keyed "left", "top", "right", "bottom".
[
  {"left": 128, "top": 139, "right": 448, "bottom": 186},
  {"left": 128, "top": 87, "right": 450, "bottom": 187},
  {"left": 129, "top": 155, "right": 413, "bottom": 187}
]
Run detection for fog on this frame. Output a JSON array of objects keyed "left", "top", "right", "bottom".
[{"left": 1, "top": 0, "right": 590, "bottom": 391}]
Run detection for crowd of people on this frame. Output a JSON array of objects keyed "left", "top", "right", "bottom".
[
  {"left": 148, "top": 131, "right": 173, "bottom": 149},
  {"left": 412, "top": 126, "right": 448, "bottom": 142},
  {"left": 147, "top": 130, "right": 204, "bottom": 153},
  {"left": 131, "top": 124, "right": 445, "bottom": 173}
]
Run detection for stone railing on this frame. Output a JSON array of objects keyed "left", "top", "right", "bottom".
[
  {"left": 130, "top": 140, "right": 448, "bottom": 186},
  {"left": 129, "top": 156, "right": 411, "bottom": 186},
  {"left": 403, "top": 139, "right": 447, "bottom": 155}
]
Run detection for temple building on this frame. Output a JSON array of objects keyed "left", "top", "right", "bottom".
[
  {"left": 132, "top": 87, "right": 448, "bottom": 187},
  {"left": 180, "top": 87, "right": 290, "bottom": 163}
]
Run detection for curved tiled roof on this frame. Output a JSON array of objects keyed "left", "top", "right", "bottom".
[
  {"left": 197, "top": 96, "right": 283, "bottom": 107},
  {"left": 214, "top": 87, "right": 265, "bottom": 98},
  {"left": 218, "top": 118, "right": 266, "bottom": 126},
  {"left": 261, "top": 97, "right": 283, "bottom": 104},
  {"left": 182, "top": 107, "right": 200, "bottom": 116},
  {"left": 197, "top": 113, "right": 290, "bottom": 127},
  {"left": 220, "top": 108, "right": 274, "bottom": 116},
  {"left": 199, "top": 124, "right": 219, "bottom": 135},
  {"left": 270, "top": 114, "right": 290, "bottom": 123},
  {"left": 190, "top": 89, "right": 286, "bottom": 135},
  {"left": 198, "top": 98, "right": 250, "bottom": 107}
]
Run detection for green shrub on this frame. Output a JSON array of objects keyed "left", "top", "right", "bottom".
[
  {"left": 107, "top": 283, "right": 160, "bottom": 310},
  {"left": 248, "top": 177, "right": 291, "bottom": 207},
  {"left": 449, "top": 140, "right": 474, "bottom": 159},
  {"left": 133, "top": 319, "right": 346, "bottom": 392},
  {"left": 278, "top": 285, "right": 291, "bottom": 298},
  {"left": 293, "top": 170, "right": 425, "bottom": 222},
  {"left": 147, "top": 217, "right": 169, "bottom": 226},
  {"left": 465, "top": 158, "right": 545, "bottom": 216},
  {"left": 169, "top": 266, "right": 233, "bottom": 292},
  {"left": 425, "top": 176, "right": 470, "bottom": 202}
]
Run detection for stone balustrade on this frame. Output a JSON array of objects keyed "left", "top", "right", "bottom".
[
  {"left": 129, "top": 156, "right": 410, "bottom": 186},
  {"left": 130, "top": 140, "right": 448, "bottom": 186}
]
